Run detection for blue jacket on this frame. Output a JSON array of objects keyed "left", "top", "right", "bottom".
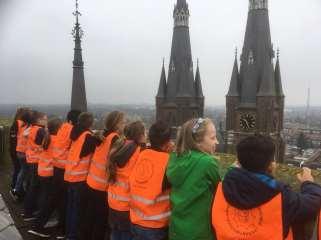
[{"left": 222, "top": 168, "right": 321, "bottom": 239}]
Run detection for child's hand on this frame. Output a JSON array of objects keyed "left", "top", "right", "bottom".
[{"left": 297, "top": 167, "right": 314, "bottom": 183}]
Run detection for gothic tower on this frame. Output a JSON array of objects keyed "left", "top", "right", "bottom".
[
  {"left": 156, "top": 0, "right": 204, "bottom": 130},
  {"left": 70, "top": 0, "right": 87, "bottom": 112},
  {"left": 226, "top": 0, "right": 285, "bottom": 162}
]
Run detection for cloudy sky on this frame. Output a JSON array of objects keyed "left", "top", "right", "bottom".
[{"left": 0, "top": 0, "right": 320, "bottom": 107}]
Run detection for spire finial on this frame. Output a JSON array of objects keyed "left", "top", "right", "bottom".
[
  {"left": 73, "top": 0, "right": 81, "bottom": 23},
  {"left": 72, "top": 0, "right": 84, "bottom": 40}
]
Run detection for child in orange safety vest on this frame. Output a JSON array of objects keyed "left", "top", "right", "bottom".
[
  {"left": 28, "top": 118, "right": 63, "bottom": 238},
  {"left": 129, "top": 121, "right": 173, "bottom": 240},
  {"left": 64, "top": 112, "right": 96, "bottom": 240},
  {"left": 10, "top": 108, "right": 32, "bottom": 201},
  {"left": 108, "top": 121, "right": 146, "bottom": 240},
  {"left": 212, "top": 135, "right": 321, "bottom": 240},
  {"left": 81, "top": 111, "right": 126, "bottom": 240},
  {"left": 23, "top": 111, "right": 48, "bottom": 221}
]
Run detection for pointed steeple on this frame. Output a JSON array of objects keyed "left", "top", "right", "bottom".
[
  {"left": 195, "top": 59, "right": 204, "bottom": 98},
  {"left": 238, "top": 0, "right": 274, "bottom": 102},
  {"left": 227, "top": 49, "right": 240, "bottom": 97},
  {"left": 70, "top": 0, "right": 87, "bottom": 112},
  {"left": 157, "top": 59, "right": 167, "bottom": 98},
  {"left": 156, "top": 0, "right": 204, "bottom": 128},
  {"left": 274, "top": 49, "right": 284, "bottom": 97},
  {"left": 166, "top": 0, "right": 194, "bottom": 99}
]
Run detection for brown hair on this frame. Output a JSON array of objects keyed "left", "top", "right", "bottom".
[
  {"left": 78, "top": 112, "right": 94, "bottom": 129},
  {"left": 13, "top": 107, "right": 30, "bottom": 122},
  {"left": 176, "top": 118, "right": 213, "bottom": 156},
  {"left": 105, "top": 111, "right": 125, "bottom": 133},
  {"left": 43, "top": 118, "right": 63, "bottom": 150},
  {"left": 108, "top": 121, "right": 145, "bottom": 183}
]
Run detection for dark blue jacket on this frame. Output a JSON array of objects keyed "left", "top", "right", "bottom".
[{"left": 222, "top": 168, "right": 321, "bottom": 239}]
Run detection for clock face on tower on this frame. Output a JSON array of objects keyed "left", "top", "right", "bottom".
[{"left": 240, "top": 114, "right": 256, "bottom": 130}]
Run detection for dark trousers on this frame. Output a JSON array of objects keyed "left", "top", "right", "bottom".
[
  {"left": 109, "top": 209, "right": 131, "bottom": 240},
  {"left": 53, "top": 167, "right": 67, "bottom": 233},
  {"left": 24, "top": 163, "right": 40, "bottom": 216},
  {"left": 66, "top": 181, "right": 88, "bottom": 240},
  {"left": 10, "top": 151, "right": 20, "bottom": 190},
  {"left": 131, "top": 224, "right": 168, "bottom": 240},
  {"left": 35, "top": 176, "right": 54, "bottom": 229},
  {"left": 80, "top": 186, "right": 109, "bottom": 240},
  {"left": 14, "top": 152, "right": 28, "bottom": 195}
]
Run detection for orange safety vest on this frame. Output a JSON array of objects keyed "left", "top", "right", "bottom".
[
  {"left": 108, "top": 145, "right": 140, "bottom": 212},
  {"left": 52, "top": 122, "right": 73, "bottom": 169},
  {"left": 212, "top": 183, "right": 293, "bottom": 240},
  {"left": 26, "top": 125, "right": 43, "bottom": 164},
  {"left": 16, "top": 120, "right": 28, "bottom": 153},
  {"left": 129, "top": 149, "right": 171, "bottom": 229},
  {"left": 87, "top": 132, "right": 118, "bottom": 191},
  {"left": 37, "top": 135, "right": 58, "bottom": 177},
  {"left": 64, "top": 130, "right": 92, "bottom": 183}
]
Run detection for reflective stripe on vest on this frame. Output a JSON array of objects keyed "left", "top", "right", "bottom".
[
  {"left": 131, "top": 194, "right": 170, "bottom": 205},
  {"left": 131, "top": 208, "right": 171, "bottom": 221},
  {"left": 129, "top": 149, "right": 170, "bottom": 229},
  {"left": 108, "top": 192, "right": 130, "bottom": 202},
  {"left": 87, "top": 172, "right": 106, "bottom": 184},
  {"left": 212, "top": 182, "right": 285, "bottom": 240},
  {"left": 65, "top": 170, "right": 88, "bottom": 176},
  {"left": 64, "top": 130, "right": 92, "bottom": 183},
  {"left": 37, "top": 135, "right": 57, "bottom": 177},
  {"left": 87, "top": 132, "right": 118, "bottom": 191}
]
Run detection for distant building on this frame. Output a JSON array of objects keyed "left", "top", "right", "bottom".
[
  {"left": 156, "top": 0, "right": 204, "bottom": 130},
  {"left": 70, "top": 0, "right": 87, "bottom": 112},
  {"left": 225, "top": 0, "right": 285, "bottom": 162}
]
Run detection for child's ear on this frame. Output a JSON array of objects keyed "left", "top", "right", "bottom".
[{"left": 267, "top": 161, "right": 276, "bottom": 174}]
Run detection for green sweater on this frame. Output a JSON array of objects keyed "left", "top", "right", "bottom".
[{"left": 166, "top": 150, "right": 220, "bottom": 240}]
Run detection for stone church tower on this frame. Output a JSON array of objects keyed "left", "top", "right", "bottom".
[
  {"left": 156, "top": 0, "right": 204, "bottom": 130},
  {"left": 226, "top": 0, "right": 285, "bottom": 162},
  {"left": 70, "top": 0, "right": 87, "bottom": 112}
]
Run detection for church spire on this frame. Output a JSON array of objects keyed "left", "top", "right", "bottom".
[
  {"left": 156, "top": 0, "right": 204, "bottom": 128},
  {"left": 238, "top": 0, "right": 274, "bottom": 102},
  {"left": 195, "top": 59, "right": 204, "bottom": 98},
  {"left": 71, "top": 0, "right": 87, "bottom": 112},
  {"left": 275, "top": 49, "right": 284, "bottom": 97},
  {"left": 156, "top": 59, "right": 167, "bottom": 98},
  {"left": 227, "top": 48, "right": 240, "bottom": 97}
]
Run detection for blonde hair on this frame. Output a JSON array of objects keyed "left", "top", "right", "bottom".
[{"left": 175, "top": 118, "right": 213, "bottom": 156}]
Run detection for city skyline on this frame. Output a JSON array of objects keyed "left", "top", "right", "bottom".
[{"left": 0, "top": 0, "right": 320, "bottom": 106}]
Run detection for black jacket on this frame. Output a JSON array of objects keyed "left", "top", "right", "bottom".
[{"left": 222, "top": 168, "right": 321, "bottom": 239}]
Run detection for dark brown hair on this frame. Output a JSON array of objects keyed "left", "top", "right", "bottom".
[{"left": 108, "top": 121, "right": 145, "bottom": 183}]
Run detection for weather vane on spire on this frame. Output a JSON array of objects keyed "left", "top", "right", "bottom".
[{"left": 72, "top": 0, "right": 84, "bottom": 40}]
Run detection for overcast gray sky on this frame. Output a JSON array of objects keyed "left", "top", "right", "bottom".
[{"left": 0, "top": 0, "right": 320, "bottom": 106}]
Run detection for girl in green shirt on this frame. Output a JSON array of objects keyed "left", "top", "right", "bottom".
[{"left": 167, "top": 118, "right": 221, "bottom": 240}]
